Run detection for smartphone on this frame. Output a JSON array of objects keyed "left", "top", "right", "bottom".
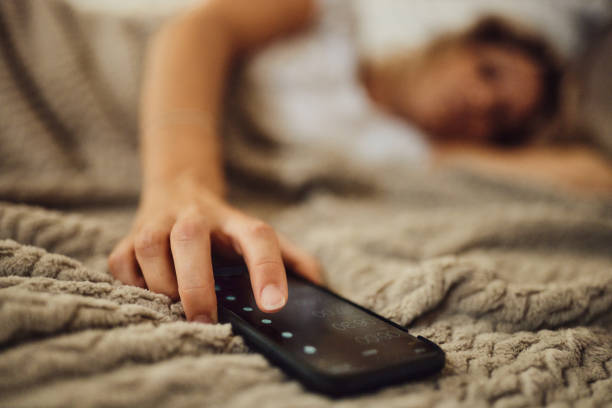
[{"left": 214, "top": 264, "right": 445, "bottom": 396}]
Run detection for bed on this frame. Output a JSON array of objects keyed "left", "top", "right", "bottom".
[{"left": 1, "top": 1, "right": 611, "bottom": 406}]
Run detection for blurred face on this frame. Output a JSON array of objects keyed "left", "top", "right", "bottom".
[{"left": 390, "top": 43, "right": 543, "bottom": 143}]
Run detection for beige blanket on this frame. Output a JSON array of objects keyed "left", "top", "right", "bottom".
[{"left": 1, "top": 1, "right": 611, "bottom": 407}]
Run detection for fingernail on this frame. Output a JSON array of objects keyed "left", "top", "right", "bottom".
[
  {"left": 261, "top": 284, "right": 286, "bottom": 310},
  {"left": 193, "top": 314, "right": 213, "bottom": 324}
]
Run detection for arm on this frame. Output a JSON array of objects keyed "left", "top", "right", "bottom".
[
  {"left": 109, "top": 0, "right": 321, "bottom": 324},
  {"left": 432, "top": 142, "right": 612, "bottom": 194},
  {"left": 140, "top": 0, "right": 316, "bottom": 197}
]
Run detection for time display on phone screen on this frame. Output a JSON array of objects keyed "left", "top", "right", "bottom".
[{"left": 215, "top": 267, "right": 436, "bottom": 376}]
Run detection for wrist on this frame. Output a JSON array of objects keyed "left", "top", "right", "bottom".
[
  {"left": 142, "top": 169, "right": 226, "bottom": 203},
  {"left": 140, "top": 117, "right": 226, "bottom": 201}
]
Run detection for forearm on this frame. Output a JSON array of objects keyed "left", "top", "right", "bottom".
[
  {"left": 139, "top": 0, "right": 315, "bottom": 202},
  {"left": 433, "top": 142, "right": 612, "bottom": 193},
  {"left": 139, "top": 6, "right": 234, "bottom": 199}
]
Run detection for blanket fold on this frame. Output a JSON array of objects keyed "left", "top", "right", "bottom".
[{"left": 1, "top": 0, "right": 611, "bottom": 406}]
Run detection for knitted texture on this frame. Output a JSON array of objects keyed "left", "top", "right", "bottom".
[{"left": 1, "top": 1, "right": 612, "bottom": 407}]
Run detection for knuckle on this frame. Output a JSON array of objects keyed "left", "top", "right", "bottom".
[
  {"left": 108, "top": 262, "right": 119, "bottom": 278},
  {"left": 171, "top": 216, "right": 210, "bottom": 242},
  {"left": 107, "top": 250, "right": 119, "bottom": 268},
  {"left": 247, "top": 220, "right": 275, "bottom": 237},
  {"left": 134, "top": 228, "right": 167, "bottom": 256},
  {"left": 178, "top": 285, "right": 212, "bottom": 299},
  {"left": 251, "top": 258, "right": 285, "bottom": 278},
  {"left": 253, "top": 258, "right": 284, "bottom": 269},
  {"left": 108, "top": 246, "right": 129, "bottom": 273},
  {"left": 107, "top": 253, "right": 122, "bottom": 274}
]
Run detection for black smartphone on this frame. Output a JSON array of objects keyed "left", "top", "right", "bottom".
[{"left": 214, "top": 264, "right": 445, "bottom": 396}]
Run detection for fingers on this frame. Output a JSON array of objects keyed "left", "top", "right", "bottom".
[
  {"left": 111, "top": 202, "right": 320, "bottom": 327},
  {"left": 170, "top": 213, "right": 218, "bottom": 323},
  {"left": 133, "top": 219, "right": 179, "bottom": 300},
  {"left": 108, "top": 237, "right": 147, "bottom": 288},
  {"left": 226, "top": 219, "right": 288, "bottom": 313},
  {"left": 276, "top": 232, "right": 324, "bottom": 285}
]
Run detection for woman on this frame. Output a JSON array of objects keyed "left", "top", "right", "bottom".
[{"left": 108, "top": 0, "right": 612, "bottom": 324}]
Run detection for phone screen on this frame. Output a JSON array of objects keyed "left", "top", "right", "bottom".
[{"left": 214, "top": 266, "right": 437, "bottom": 376}]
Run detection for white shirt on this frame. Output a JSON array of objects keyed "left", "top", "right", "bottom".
[{"left": 239, "top": 0, "right": 431, "bottom": 170}]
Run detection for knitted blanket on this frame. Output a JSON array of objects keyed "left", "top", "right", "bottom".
[{"left": 1, "top": 1, "right": 612, "bottom": 407}]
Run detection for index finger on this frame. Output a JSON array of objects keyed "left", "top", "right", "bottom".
[{"left": 228, "top": 220, "right": 288, "bottom": 313}]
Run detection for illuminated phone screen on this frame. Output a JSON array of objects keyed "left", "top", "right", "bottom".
[{"left": 215, "top": 266, "right": 436, "bottom": 376}]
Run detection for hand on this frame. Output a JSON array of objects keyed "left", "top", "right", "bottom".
[{"left": 108, "top": 176, "right": 323, "bottom": 323}]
